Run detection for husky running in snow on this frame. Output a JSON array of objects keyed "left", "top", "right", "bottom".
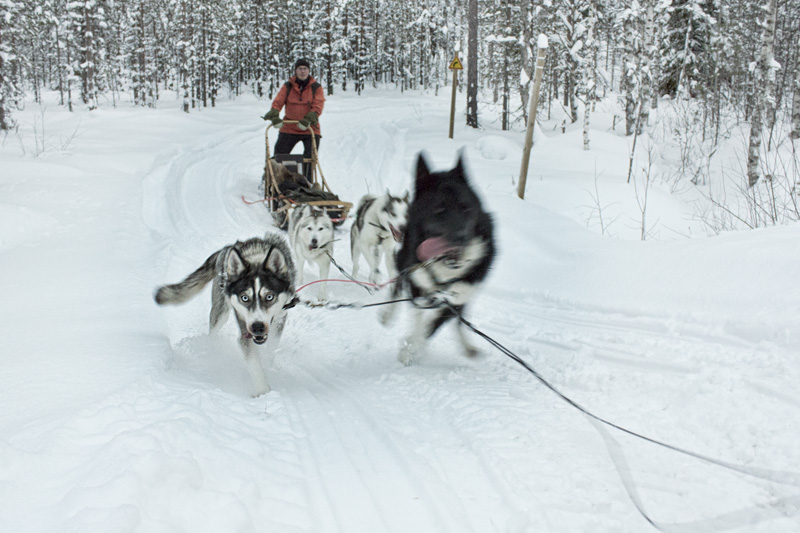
[
  {"left": 381, "top": 153, "right": 496, "bottom": 365},
  {"left": 154, "top": 233, "right": 297, "bottom": 396},
  {"left": 350, "top": 192, "right": 409, "bottom": 285},
  {"left": 288, "top": 204, "right": 335, "bottom": 300}
]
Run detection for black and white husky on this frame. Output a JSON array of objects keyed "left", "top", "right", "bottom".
[
  {"left": 382, "top": 153, "right": 495, "bottom": 365},
  {"left": 288, "top": 204, "right": 335, "bottom": 300},
  {"left": 154, "top": 232, "right": 297, "bottom": 395},
  {"left": 350, "top": 192, "right": 408, "bottom": 284}
]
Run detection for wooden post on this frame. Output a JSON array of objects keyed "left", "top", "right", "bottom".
[
  {"left": 449, "top": 69, "right": 458, "bottom": 139},
  {"left": 518, "top": 38, "right": 548, "bottom": 200},
  {"left": 448, "top": 53, "right": 463, "bottom": 139}
]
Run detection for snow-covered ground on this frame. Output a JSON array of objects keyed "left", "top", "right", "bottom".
[{"left": 1, "top": 88, "right": 799, "bottom": 532}]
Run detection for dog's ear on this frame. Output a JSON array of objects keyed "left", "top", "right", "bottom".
[
  {"left": 265, "top": 246, "right": 289, "bottom": 276},
  {"left": 415, "top": 153, "right": 434, "bottom": 191},
  {"left": 226, "top": 248, "right": 247, "bottom": 278},
  {"left": 452, "top": 151, "right": 468, "bottom": 181}
]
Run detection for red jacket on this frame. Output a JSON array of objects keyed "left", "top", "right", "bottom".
[{"left": 270, "top": 75, "right": 325, "bottom": 136}]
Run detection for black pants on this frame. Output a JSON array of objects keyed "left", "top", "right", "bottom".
[{"left": 274, "top": 133, "right": 321, "bottom": 181}]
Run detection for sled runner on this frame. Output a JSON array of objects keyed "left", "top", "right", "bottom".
[{"left": 263, "top": 121, "right": 352, "bottom": 230}]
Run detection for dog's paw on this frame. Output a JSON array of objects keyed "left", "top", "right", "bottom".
[
  {"left": 250, "top": 375, "right": 271, "bottom": 397},
  {"left": 398, "top": 340, "right": 420, "bottom": 366},
  {"left": 398, "top": 349, "right": 414, "bottom": 366},
  {"left": 464, "top": 345, "right": 480, "bottom": 358},
  {"left": 378, "top": 305, "right": 397, "bottom": 327},
  {"left": 252, "top": 383, "right": 271, "bottom": 397}
]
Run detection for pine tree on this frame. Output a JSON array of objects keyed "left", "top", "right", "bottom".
[
  {"left": 465, "top": 0, "right": 478, "bottom": 127},
  {"left": 76, "top": 0, "right": 105, "bottom": 110},
  {"left": 129, "top": 0, "right": 155, "bottom": 107},
  {"left": 660, "top": 0, "right": 716, "bottom": 99},
  {"left": 553, "top": 0, "right": 587, "bottom": 124},
  {"left": 174, "top": 0, "right": 194, "bottom": 112},
  {"left": 582, "top": 2, "right": 598, "bottom": 150},
  {"left": 0, "top": 0, "right": 24, "bottom": 130}
]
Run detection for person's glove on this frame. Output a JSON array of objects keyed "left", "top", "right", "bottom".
[
  {"left": 297, "top": 111, "right": 319, "bottom": 131},
  {"left": 262, "top": 108, "right": 283, "bottom": 129}
]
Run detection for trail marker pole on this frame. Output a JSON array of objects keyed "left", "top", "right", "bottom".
[
  {"left": 448, "top": 53, "right": 463, "bottom": 139},
  {"left": 518, "top": 37, "right": 548, "bottom": 199}
]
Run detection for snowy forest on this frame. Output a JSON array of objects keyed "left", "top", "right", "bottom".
[{"left": 1, "top": 0, "right": 800, "bottom": 223}]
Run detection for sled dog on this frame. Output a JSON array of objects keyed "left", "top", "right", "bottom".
[
  {"left": 154, "top": 233, "right": 297, "bottom": 395},
  {"left": 381, "top": 153, "right": 496, "bottom": 365},
  {"left": 288, "top": 204, "right": 335, "bottom": 300},
  {"left": 350, "top": 192, "right": 409, "bottom": 284}
]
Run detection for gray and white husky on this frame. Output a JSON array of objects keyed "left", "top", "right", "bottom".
[
  {"left": 288, "top": 204, "right": 334, "bottom": 300},
  {"left": 350, "top": 192, "right": 408, "bottom": 285},
  {"left": 154, "top": 232, "right": 297, "bottom": 396}
]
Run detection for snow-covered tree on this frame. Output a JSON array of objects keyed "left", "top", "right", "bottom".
[
  {"left": 75, "top": 0, "right": 107, "bottom": 110},
  {"left": 792, "top": 50, "right": 800, "bottom": 141},
  {"left": 660, "top": 0, "right": 716, "bottom": 100},
  {"left": 0, "top": 0, "right": 24, "bottom": 130},
  {"left": 465, "top": 0, "right": 478, "bottom": 127},
  {"left": 747, "top": 0, "right": 778, "bottom": 187},
  {"left": 582, "top": 2, "right": 597, "bottom": 150},
  {"left": 553, "top": 0, "right": 588, "bottom": 124},
  {"left": 616, "top": 1, "right": 645, "bottom": 136}
]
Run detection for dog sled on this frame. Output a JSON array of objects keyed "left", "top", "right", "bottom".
[{"left": 263, "top": 121, "right": 352, "bottom": 229}]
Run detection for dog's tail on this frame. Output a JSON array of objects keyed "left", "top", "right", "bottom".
[{"left": 154, "top": 250, "right": 221, "bottom": 305}]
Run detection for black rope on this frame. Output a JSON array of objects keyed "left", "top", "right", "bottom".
[
  {"left": 300, "top": 297, "right": 412, "bottom": 310},
  {"left": 324, "top": 251, "right": 375, "bottom": 294},
  {"left": 291, "top": 269, "right": 800, "bottom": 529},
  {"left": 454, "top": 307, "right": 800, "bottom": 486},
  {"left": 448, "top": 303, "right": 800, "bottom": 530}
]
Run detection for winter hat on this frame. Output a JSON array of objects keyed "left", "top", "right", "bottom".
[{"left": 294, "top": 58, "right": 311, "bottom": 70}]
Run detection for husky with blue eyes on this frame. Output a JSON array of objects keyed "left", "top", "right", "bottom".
[{"left": 154, "top": 232, "right": 297, "bottom": 396}]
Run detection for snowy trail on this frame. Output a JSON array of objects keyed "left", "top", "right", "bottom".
[
  {"left": 143, "top": 122, "right": 268, "bottom": 244},
  {"left": 4, "top": 93, "right": 800, "bottom": 532},
  {"left": 142, "top": 104, "right": 800, "bottom": 532}
]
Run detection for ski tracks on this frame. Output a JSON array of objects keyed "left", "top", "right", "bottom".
[
  {"left": 140, "top": 109, "right": 800, "bottom": 532},
  {"left": 143, "top": 123, "right": 268, "bottom": 247},
  {"left": 275, "top": 356, "right": 554, "bottom": 532},
  {"left": 1, "top": 380, "right": 318, "bottom": 532},
  {"left": 265, "top": 304, "right": 628, "bottom": 532}
]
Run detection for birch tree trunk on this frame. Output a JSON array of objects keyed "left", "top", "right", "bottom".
[
  {"left": 620, "top": 13, "right": 639, "bottom": 136},
  {"left": 791, "top": 50, "right": 800, "bottom": 140},
  {"left": 0, "top": 27, "right": 14, "bottom": 131},
  {"left": 583, "top": 6, "right": 596, "bottom": 151},
  {"left": 676, "top": 21, "right": 691, "bottom": 98},
  {"left": 638, "top": 0, "right": 654, "bottom": 131},
  {"left": 747, "top": 0, "right": 778, "bottom": 187}
]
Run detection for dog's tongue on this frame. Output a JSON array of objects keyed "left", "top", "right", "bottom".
[
  {"left": 416, "top": 237, "right": 455, "bottom": 261},
  {"left": 390, "top": 225, "right": 403, "bottom": 243}
]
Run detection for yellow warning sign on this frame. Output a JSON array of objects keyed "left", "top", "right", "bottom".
[{"left": 448, "top": 56, "right": 463, "bottom": 70}]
